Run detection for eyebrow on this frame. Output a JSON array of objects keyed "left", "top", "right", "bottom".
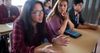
[{"left": 33, "top": 8, "right": 43, "bottom": 10}]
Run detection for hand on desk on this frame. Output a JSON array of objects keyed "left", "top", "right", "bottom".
[
  {"left": 34, "top": 35, "right": 70, "bottom": 53},
  {"left": 90, "top": 25, "right": 98, "bottom": 30},
  {"left": 78, "top": 23, "right": 99, "bottom": 30},
  {"left": 34, "top": 45, "right": 57, "bottom": 53},
  {"left": 86, "top": 23, "right": 98, "bottom": 30},
  {"left": 52, "top": 35, "right": 70, "bottom": 46}
]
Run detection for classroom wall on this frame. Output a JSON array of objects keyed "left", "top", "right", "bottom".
[
  {"left": 0, "top": 0, "right": 3, "bottom": 5},
  {"left": 82, "top": 0, "right": 100, "bottom": 25},
  {"left": 1, "top": 0, "right": 100, "bottom": 25}
]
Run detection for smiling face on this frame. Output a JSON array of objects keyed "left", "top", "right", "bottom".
[
  {"left": 58, "top": 1, "right": 68, "bottom": 14},
  {"left": 31, "top": 3, "right": 44, "bottom": 23}
]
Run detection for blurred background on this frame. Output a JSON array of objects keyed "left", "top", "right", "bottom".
[{"left": 0, "top": 0, "right": 100, "bottom": 25}]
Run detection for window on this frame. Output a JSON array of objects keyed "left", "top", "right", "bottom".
[{"left": 12, "top": 0, "right": 26, "bottom": 6}]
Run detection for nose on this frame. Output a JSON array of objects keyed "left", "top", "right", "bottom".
[{"left": 61, "top": 6, "right": 65, "bottom": 10}]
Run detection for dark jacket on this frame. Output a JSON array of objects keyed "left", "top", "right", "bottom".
[{"left": 69, "top": 7, "right": 85, "bottom": 28}]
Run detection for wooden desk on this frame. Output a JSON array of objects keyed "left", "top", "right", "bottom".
[
  {"left": 38, "top": 29, "right": 100, "bottom": 53},
  {"left": 0, "top": 23, "right": 13, "bottom": 35}
]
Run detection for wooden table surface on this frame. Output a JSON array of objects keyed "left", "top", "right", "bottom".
[{"left": 37, "top": 28, "right": 100, "bottom": 53}]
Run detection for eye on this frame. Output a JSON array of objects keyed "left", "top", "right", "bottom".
[
  {"left": 32, "top": 10, "right": 43, "bottom": 16},
  {"left": 60, "top": 4, "right": 62, "bottom": 7},
  {"left": 40, "top": 10, "right": 43, "bottom": 14},
  {"left": 32, "top": 11, "right": 36, "bottom": 14},
  {"left": 64, "top": 5, "right": 66, "bottom": 7}
]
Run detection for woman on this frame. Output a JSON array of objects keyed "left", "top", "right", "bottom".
[
  {"left": 46, "top": 0, "right": 74, "bottom": 40},
  {"left": 11, "top": 0, "right": 69, "bottom": 53}
]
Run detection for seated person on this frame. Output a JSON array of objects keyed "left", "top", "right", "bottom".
[
  {"left": 69, "top": 0, "right": 98, "bottom": 30},
  {"left": 11, "top": 1, "right": 69, "bottom": 53},
  {"left": 46, "top": 0, "right": 74, "bottom": 40},
  {"left": 44, "top": 0, "right": 52, "bottom": 16},
  {"left": 0, "top": 0, "right": 19, "bottom": 24}
]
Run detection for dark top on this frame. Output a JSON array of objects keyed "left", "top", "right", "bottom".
[
  {"left": 0, "top": 4, "right": 19, "bottom": 24},
  {"left": 69, "top": 7, "right": 85, "bottom": 28}
]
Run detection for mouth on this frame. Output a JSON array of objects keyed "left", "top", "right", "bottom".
[
  {"left": 60, "top": 10, "right": 65, "bottom": 13},
  {"left": 39, "top": 18, "right": 43, "bottom": 22}
]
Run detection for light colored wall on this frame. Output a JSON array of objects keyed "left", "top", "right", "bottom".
[{"left": 0, "top": 0, "right": 3, "bottom": 5}]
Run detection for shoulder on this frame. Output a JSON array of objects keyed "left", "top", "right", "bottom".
[
  {"left": 46, "top": 14, "right": 61, "bottom": 28},
  {"left": 0, "top": 4, "right": 7, "bottom": 10},
  {"left": 68, "top": 7, "right": 74, "bottom": 16},
  {"left": 13, "top": 18, "right": 24, "bottom": 28},
  {"left": 51, "top": 15, "right": 60, "bottom": 21},
  {"left": 11, "top": 5, "right": 17, "bottom": 8},
  {"left": 46, "top": 14, "right": 57, "bottom": 22}
]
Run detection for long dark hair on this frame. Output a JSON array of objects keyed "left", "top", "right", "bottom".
[
  {"left": 55, "top": 0, "right": 68, "bottom": 20},
  {"left": 19, "top": 0, "right": 46, "bottom": 46}
]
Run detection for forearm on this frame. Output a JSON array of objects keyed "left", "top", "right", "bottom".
[
  {"left": 34, "top": 48, "right": 43, "bottom": 53},
  {"left": 68, "top": 20, "right": 74, "bottom": 30},
  {"left": 58, "top": 19, "right": 68, "bottom": 35},
  {"left": 77, "top": 24, "right": 91, "bottom": 29},
  {"left": 78, "top": 23, "right": 98, "bottom": 30}
]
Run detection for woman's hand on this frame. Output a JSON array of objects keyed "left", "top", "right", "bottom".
[
  {"left": 61, "top": 12, "right": 75, "bottom": 31},
  {"left": 34, "top": 35, "right": 70, "bottom": 53},
  {"left": 61, "top": 12, "right": 69, "bottom": 20},
  {"left": 52, "top": 35, "right": 70, "bottom": 46},
  {"left": 41, "top": 45, "right": 56, "bottom": 53},
  {"left": 34, "top": 45, "right": 57, "bottom": 53}
]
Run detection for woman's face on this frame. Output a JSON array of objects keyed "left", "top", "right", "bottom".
[
  {"left": 58, "top": 1, "right": 68, "bottom": 14},
  {"left": 31, "top": 3, "right": 44, "bottom": 23}
]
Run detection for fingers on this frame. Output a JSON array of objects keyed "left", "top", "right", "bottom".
[
  {"left": 43, "top": 44, "right": 53, "bottom": 50},
  {"left": 62, "top": 36, "right": 70, "bottom": 46},
  {"left": 61, "top": 12, "right": 66, "bottom": 16},
  {"left": 57, "top": 35, "right": 69, "bottom": 39},
  {"left": 56, "top": 35, "right": 63, "bottom": 39},
  {"left": 61, "top": 12, "right": 69, "bottom": 19},
  {"left": 42, "top": 45, "right": 56, "bottom": 53},
  {"left": 44, "top": 49, "right": 55, "bottom": 53},
  {"left": 54, "top": 35, "right": 70, "bottom": 46}
]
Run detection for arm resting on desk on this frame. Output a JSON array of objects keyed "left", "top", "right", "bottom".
[{"left": 78, "top": 23, "right": 98, "bottom": 30}]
